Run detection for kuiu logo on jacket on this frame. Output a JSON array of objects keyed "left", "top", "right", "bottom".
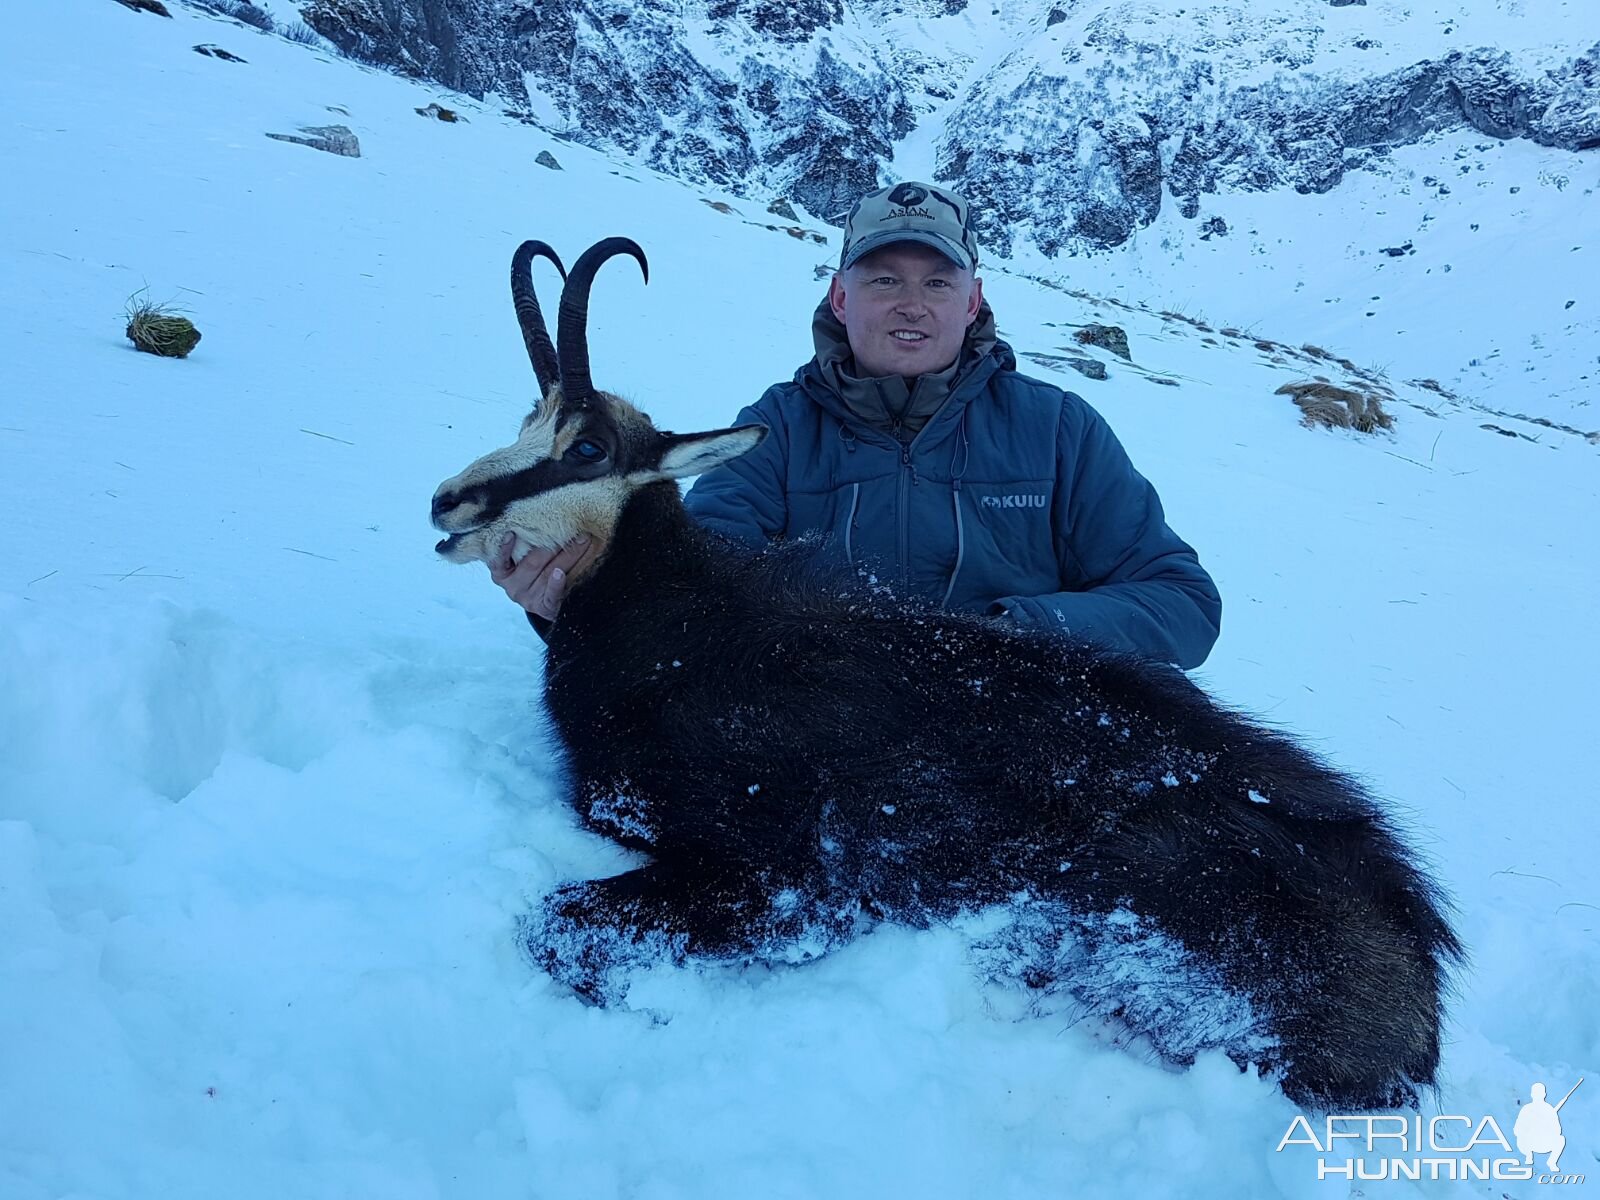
[{"left": 981, "top": 494, "right": 1047, "bottom": 509}]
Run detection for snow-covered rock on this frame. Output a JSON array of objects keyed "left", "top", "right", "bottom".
[{"left": 294, "top": 0, "right": 1599, "bottom": 248}]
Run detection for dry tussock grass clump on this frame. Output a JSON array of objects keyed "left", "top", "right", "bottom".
[
  {"left": 1276, "top": 381, "right": 1393, "bottom": 433},
  {"left": 125, "top": 293, "right": 201, "bottom": 358}
]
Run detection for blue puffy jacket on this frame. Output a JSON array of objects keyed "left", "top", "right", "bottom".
[{"left": 683, "top": 311, "right": 1221, "bottom": 669}]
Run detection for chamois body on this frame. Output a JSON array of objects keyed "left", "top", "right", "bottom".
[
  {"left": 525, "top": 481, "right": 1457, "bottom": 1111},
  {"left": 432, "top": 237, "right": 1459, "bottom": 1112}
]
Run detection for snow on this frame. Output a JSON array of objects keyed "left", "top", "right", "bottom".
[
  {"left": 1073, "top": 130, "right": 1600, "bottom": 431},
  {"left": 1, "top": 1, "right": 1597, "bottom": 1197},
  {"left": 845, "top": 0, "right": 1600, "bottom": 426}
]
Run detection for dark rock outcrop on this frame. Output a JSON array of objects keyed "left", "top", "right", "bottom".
[
  {"left": 1074, "top": 324, "right": 1131, "bottom": 361},
  {"left": 301, "top": 0, "right": 911, "bottom": 216},
  {"left": 295, "top": 0, "right": 1600, "bottom": 253},
  {"left": 944, "top": 42, "right": 1599, "bottom": 254}
]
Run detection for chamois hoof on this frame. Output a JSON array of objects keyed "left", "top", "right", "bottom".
[{"left": 520, "top": 878, "right": 694, "bottom": 1007}]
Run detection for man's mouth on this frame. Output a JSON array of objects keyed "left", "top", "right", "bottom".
[{"left": 890, "top": 330, "right": 929, "bottom": 342}]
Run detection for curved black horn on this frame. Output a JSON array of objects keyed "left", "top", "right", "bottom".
[
  {"left": 511, "top": 240, "right": 566, "bottom": 396},
  {"left": 556, "top": 237, "right": 649, "bottom": 406}
]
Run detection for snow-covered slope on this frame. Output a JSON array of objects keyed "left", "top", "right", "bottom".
[
  {"left": 285, "top": 0, "right": 1600, "bottom": 242},
  {"left": 2, "top": 3, "right": 1597, "bottom": 1197},
  {"left": 283, "top": 0, "right": 1600, "bottom": 427}
]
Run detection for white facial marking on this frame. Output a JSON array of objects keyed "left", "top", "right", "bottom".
[{"left": 432, "top": 405, "right": 559, "bottom": 531}]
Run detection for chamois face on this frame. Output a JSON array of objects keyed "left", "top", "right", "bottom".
[
  {"left": 430, "top": 387, "right": 766, "bottom": 571},
  {"left": 430, "top": 236, "right": 764, "bottom": 578}
]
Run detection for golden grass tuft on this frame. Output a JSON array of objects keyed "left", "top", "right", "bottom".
[
  {"left": 1275, "top": 381, "right": 1393, "bottom": 434},
  {"left": 125, "top": 293, "right": 201, "bottom": 358}
]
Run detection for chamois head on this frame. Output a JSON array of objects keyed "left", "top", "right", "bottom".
[{"left": 431, "top": 237, "right": 766, "bottom": 571}]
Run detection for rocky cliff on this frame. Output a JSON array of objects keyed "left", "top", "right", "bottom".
[{"left": 295, "top": 0, "right": 1600, "bottom": 254}]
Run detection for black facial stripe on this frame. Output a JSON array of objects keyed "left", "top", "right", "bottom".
[{"left": 470, "top": 458, "right": 595, "bottom": 523}]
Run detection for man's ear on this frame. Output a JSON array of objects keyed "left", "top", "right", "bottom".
[
  {"left": 656, "top": 424, "right": 768, "bottom": 479},
  {"left": 828, "top": 272, "right": 848, "bottom": 323},
  {"left": 966, "top": 275, "right": 984, "bottom": 326}
]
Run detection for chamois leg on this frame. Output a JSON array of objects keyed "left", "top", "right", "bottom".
[{"left": 522, "top": 863, "right": 855, "bottom": 1005}]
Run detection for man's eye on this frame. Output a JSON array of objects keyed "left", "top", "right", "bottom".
[
  {"left": 872, "top": 277, "right": 895, "bottom": 285},
  {"left": 570, "top": 439, "right": 606, "bottom": 462},
  {"left": 927, "top": 279, "right": 950, "bottom": 288}
]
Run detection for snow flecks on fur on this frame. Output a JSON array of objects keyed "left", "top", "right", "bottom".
[
  {"left": 582, "top": 777, "right": 657, "bottom": 845},
  {"left": 971, "top": 900, "right": 1273, "bottom": 1072},
  {"left": 521, "top": 876, "right": 861, "bottom": 1007}
]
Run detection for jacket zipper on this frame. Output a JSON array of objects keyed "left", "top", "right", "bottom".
[
  {"left": 840, "top": 371, "right": 982, "bottom": 598},
  {"left": 939, "top": 413, "right": 970, "bottom": 610},
  {"left": 892, "top": 415, "right": 917, "bottom": 592},
  {"left": 843, "top": 482, "right": 860, "bottom": 567},
  {"left": 938, "top": 480, "right": 965, "bottom": 610}
]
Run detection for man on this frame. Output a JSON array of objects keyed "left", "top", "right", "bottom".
[{"left": 491, "top": 181, "right": 1221, "bottom": 668}]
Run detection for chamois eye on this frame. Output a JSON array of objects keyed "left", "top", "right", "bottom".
[{"left": 570, "top": 438, "right": 607, "bottom": 462}]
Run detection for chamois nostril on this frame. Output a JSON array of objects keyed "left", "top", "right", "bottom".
[{"left": 431, "top": 491, "right": 457, "bottom": 523}]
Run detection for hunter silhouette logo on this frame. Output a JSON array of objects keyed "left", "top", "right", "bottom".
[
  {"left": 982, "top": 494, "right": 1047, "bottom": 509},
  {"left": 1276, "top": 1077, "right": 1585, "bottom": 1184},
  {"left": 1516, "top": 1079, "right": 1581, "bottom": 1172}
]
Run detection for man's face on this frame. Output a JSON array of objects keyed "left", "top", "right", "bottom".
[{"left": 828, "top": 243, "right": 983, "bottom": 379}]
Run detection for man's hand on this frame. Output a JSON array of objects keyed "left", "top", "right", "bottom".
[{"left": 489, "top": 531, "right": 595, "bottom": 623}]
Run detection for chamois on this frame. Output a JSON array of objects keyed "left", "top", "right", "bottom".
[{"left": 431, "top": 237, "right": 1461, "bottom": 1111}]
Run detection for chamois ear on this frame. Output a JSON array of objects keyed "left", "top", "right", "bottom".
[{"left": 656, "top": 424, "right": 768, "bottom": 479}]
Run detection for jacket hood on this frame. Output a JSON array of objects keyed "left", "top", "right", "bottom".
[{"left": 802, "top": 294, "right": 1015, "bottom": 438}]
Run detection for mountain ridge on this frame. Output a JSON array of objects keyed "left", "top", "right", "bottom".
[{"left": 294, "top": 0, "right": 1600, "bottom": 254}]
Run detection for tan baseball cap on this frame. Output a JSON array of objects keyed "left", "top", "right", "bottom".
[{"left": 839, "top": 181, "right": 980, "bottom": 273}]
